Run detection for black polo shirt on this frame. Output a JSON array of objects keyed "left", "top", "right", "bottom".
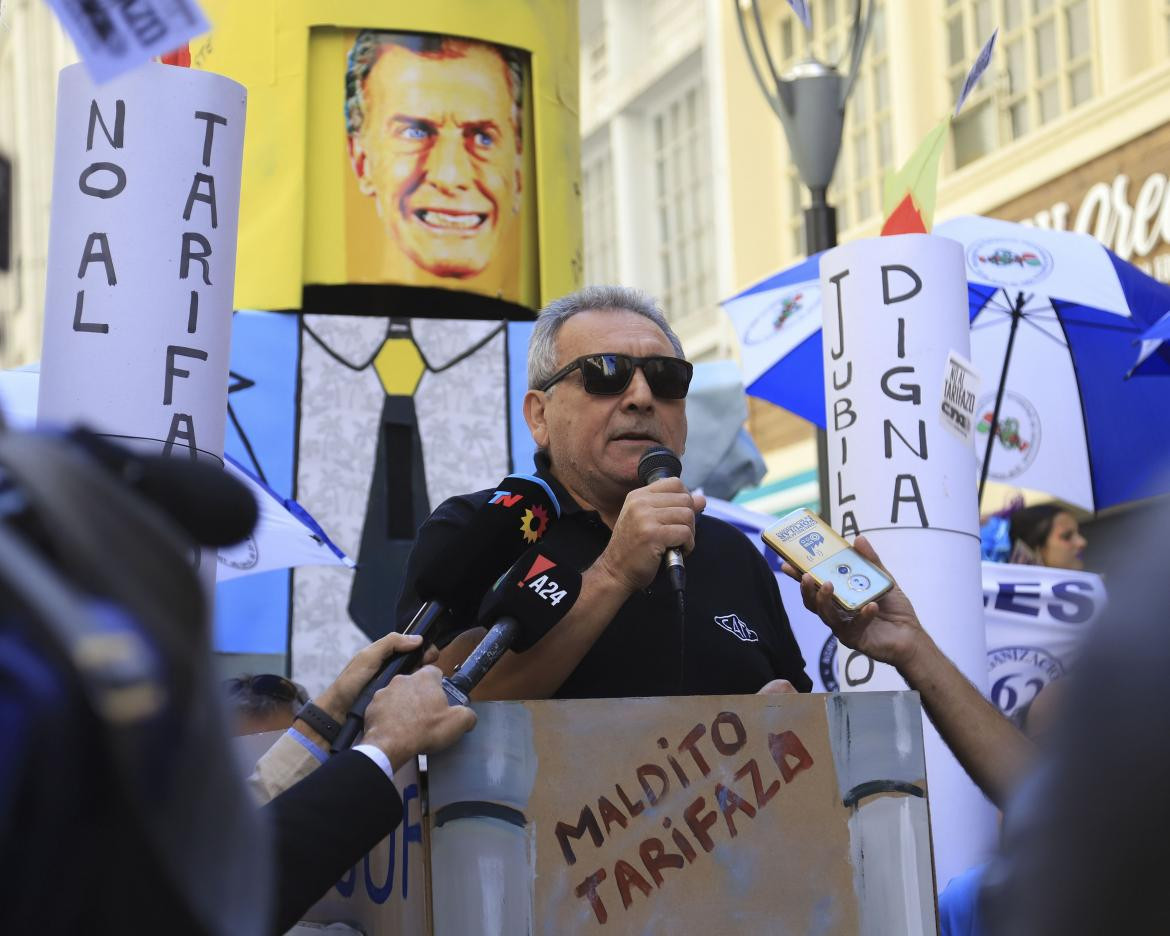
[{"left": 395, "top": 454, "right": 812, "bottom": 698}]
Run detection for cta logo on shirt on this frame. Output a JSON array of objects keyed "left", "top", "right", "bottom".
[{"left": 714, "top": 613, "right": 758, "bottom": 643}]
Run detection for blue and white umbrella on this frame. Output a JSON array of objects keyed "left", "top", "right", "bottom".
[
  {"left": 723, "top": 251, "right": 826, "bottom": 428},
  {"left": 1128, "top": 308, "right": 1170, "bottom": 378},
  {"left": 723, "top": 215, "right": 1170, "bottom": 513}
]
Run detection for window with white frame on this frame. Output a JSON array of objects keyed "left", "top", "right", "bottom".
[
  {"left": 781, "top": 0, "right": 891, "bottom": 253},
  {"left": 581, "top": 145, "right": 618, "bottom": 286},
  {"left": 586, "top": 28, "right": 608, "bottom": 90},
  {"left": 649, "top": 0, "right": 704, "bottom": 64},
  {"left": 650, "top": 80, "right": 716, "bottom": 323},
  {"left": 946, "top": 0, "right": 1096, "bottom": 169}
]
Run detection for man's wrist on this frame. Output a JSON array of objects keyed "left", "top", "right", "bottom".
[
  {"left": 352, "top": 743, "right": 396, "bottom": 782},
  {"left": 587, "top": 553, "right": 636, "bottom": 600},
  {"left": 313, "top": 688, "right": 348, "bottom": 723},
  {"left": 293, "top": 716, "right": 331, "bottom": 751},
  {"left": 294, "top": 695, "right": 345, "bottom": 750},
  {"left": 894, "top": 630, "right": 940, "bottom": 687},
  {"left": 362, "top": 727, "right": 412, "bottom": 772}
]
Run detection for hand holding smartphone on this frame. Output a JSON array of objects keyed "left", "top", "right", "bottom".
[{"left": 761, "top": 508, "right": 894, "bottom": 613}]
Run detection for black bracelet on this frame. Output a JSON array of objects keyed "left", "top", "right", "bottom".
[{"left": 295, "top": 701, "right": 342, "bottom": 744}]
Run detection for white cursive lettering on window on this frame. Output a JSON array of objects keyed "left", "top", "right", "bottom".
[{"left": 1019, "top": 171, "right": 1170, "bottom": 263}]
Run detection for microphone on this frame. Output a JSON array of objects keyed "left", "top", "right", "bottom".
[
  {"left": 68, "top": 428, "right": 258, "bottom": 546},
  {"left": 443, "top": 542, "right": 582, "bottom": 705},
  {"left": 332, "top": 473, "right": 562, "bottom": 750},
  {"left": 637, "top": 446, "right": 687, "bottom": 618}
]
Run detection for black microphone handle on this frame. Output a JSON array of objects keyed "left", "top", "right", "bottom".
[
  {"left": 331, "top": 600, "right": 447, "bottom": 753},
  {"left": 443, "top": 617, "right": 519, "bottom": 704},
  {"left": 641, "top": 463, "right": 687, "bottom": 618}
]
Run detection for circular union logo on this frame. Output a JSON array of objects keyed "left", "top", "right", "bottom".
[
  {"left": 987, "top": 645, "right": 1065, "bottom": 715},
  {"left": 966, "top": 238, "right": 1054, "bottom": 287},
  {"left": 744, "top": 284, "right": 820, "bottom": 345},
  {"left": 218, "top": 534, "right": 260, "bottom": 570},
  {"left": 975, "top": 390, "right": 1041, "bottom": 479}
]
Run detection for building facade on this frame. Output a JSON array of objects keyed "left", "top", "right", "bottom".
[
  {"left": 580, "top": 0, "right": 1170, "bottom": 516},
  {"left": 4, "top": 1, "right": 1170, "bottom": 515},
  {"left": 0, "top": 0, "right": 78, "bottom": 369}
]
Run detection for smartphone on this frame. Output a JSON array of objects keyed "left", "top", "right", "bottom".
[{"left": 761, "top": 508, "right": 894, "bottom": 613}]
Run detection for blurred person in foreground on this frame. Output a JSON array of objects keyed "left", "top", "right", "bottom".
[
  {"left": 935, "top": 679, "right": 1066, "bottom": 936},
  {"left": 0, "top": 427, "right": 474, "bottom": 935},
  {"left": 786, "top": 496, "right": 1170, "bottom": 935}
]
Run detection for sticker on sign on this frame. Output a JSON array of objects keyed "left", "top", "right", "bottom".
[
  {"left": 940, "top": 349, "right": 982, "bottom": 444},
  {"left": 47, "top": 0, "right": 209, "bottom": 84}
]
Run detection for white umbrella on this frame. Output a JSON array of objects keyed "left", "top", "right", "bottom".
[
  {"left": 724, "top": 216, "right": 1170, "bottom": 512},
  {"left": 216, "top": 455, "right": 353, "bottom": 581}
]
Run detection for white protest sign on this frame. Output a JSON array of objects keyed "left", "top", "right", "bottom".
[
  {"left": 39, "top": 62, "right": 245, "bottom": 469},
  {"left": 46, "top": 0, "right": 210, "bottom": 85},
  {"left": 983, "top": 562, "right": 1105, "bottom": 715},
  {"left": 821, "top": 233, "right": 994, "bottom": 887},
  {"left": 940, "top": 349, "right": 981, "bottom": 443}
]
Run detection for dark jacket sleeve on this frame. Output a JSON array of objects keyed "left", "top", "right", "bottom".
[
  {"left": 263, "top": 750, "right": 404, "bottom": 934},
  {"left": 394, "top": 491, "right": 491, "bottom": 645}
]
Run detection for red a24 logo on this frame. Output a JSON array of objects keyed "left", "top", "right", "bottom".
[{"left": 519, "top": 554, "right": 567, "bottom": 606}]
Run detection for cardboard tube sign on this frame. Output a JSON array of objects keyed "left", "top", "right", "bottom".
[
  {"left": 38, "top": 62, "right": 246, "bottom": 465},
  {"left": 820, "top": 233, "right": 995, "bottom": 888}
]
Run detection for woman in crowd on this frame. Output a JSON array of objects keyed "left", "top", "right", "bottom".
[
  {"left": 981, "top": 501, "right": 1088, "bottom": 570},
  {"left": 1007, "top": 504, "right": 1088, "bottom": 569}
]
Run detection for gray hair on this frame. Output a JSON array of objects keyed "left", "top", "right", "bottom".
[{"left": 527, "top": 285, "right": 686, "bottom": 390}]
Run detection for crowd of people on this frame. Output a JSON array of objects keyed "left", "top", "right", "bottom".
[{"left": 2, "top": 284, "right": 1166, "bottom": 935}]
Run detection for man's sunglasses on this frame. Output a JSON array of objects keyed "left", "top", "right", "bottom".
[
  {"left": 538, "top": 353, "right": 693, "bottom": 399},
  {"left": 224, "top": 673, "right": 309, "bottom": 706}
]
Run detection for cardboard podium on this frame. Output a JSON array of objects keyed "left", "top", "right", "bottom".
[{"left": 302, "top": 692, "right": 937, "bottom": 935}]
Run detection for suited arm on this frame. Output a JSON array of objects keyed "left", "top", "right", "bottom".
[
  {"left": 247, "top": 630, "right": 447, "bottom": 806},
  {"left": 263, "top": 749, "right": 403, "bottom": 934},
  {"left": 249, "top": 732, "right": 322, "bottom": 805},
  {"left": 259, "top": 665, "right": 476, "bottom": 932}
]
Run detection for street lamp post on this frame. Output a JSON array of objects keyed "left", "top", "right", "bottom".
[{"left": 734, "top": 0, "right": 873, "bottom": 518}]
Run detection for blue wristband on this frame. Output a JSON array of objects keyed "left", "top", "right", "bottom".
[{"left": 288, "top": 726, "right": 328, "bottom": 764}]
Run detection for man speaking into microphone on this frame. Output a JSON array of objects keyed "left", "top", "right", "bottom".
[{"left": 399, "top": 285, "right": 811, "bottom": 698}]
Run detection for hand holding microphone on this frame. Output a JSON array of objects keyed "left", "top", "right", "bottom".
[
  {"left": 362, "top": 666, "right": 477, "bottom": 770},
  {"left": 592, "top": 446, "right": 704, "bottom": 615},
  {"left": 303, "top": 632, "right": 439, "bottom": 745}
]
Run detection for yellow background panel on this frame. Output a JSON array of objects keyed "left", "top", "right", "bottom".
[{"left": 193, "top": 0, "right": 580, "bottom": 313}]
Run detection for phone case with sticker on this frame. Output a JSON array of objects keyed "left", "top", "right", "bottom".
[{"left": 761, "top": 508, "right": 894, "bottom": 613}]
